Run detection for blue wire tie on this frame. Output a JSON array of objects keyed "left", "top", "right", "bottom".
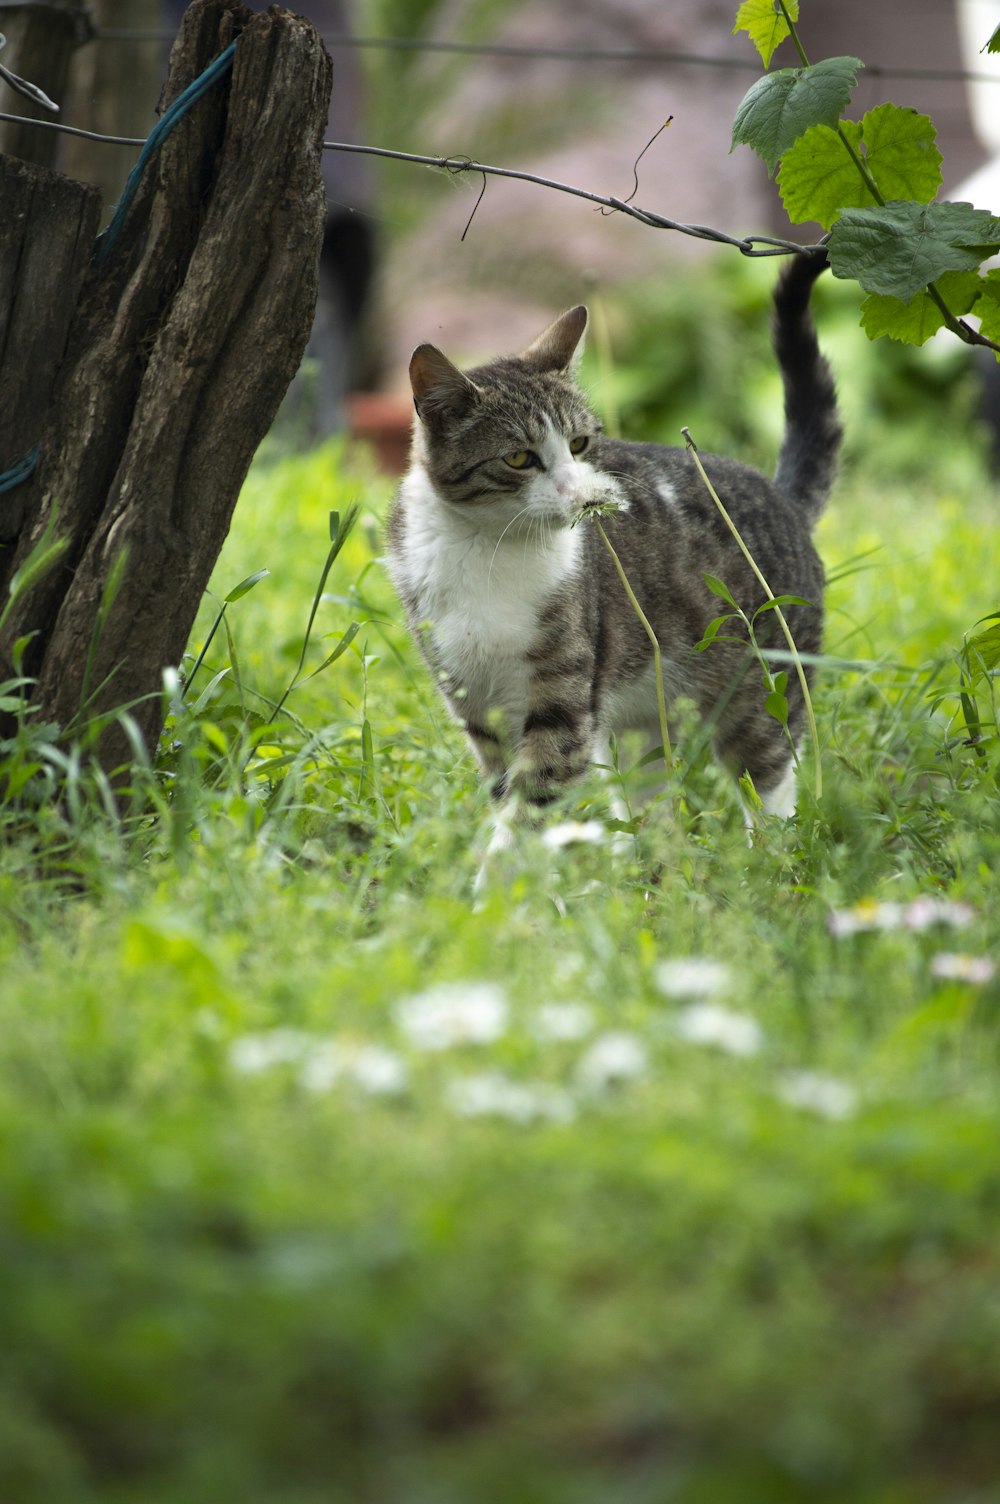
[
  {"left": 0, "top": 445, "right": 40, "bottom": 495},
  {"left": 94, "top": 39, "right": 238, "bottom": 266}
]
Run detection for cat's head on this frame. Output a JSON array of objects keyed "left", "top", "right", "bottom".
[{"left": 407, "top": 307, "right": 613, "bottom": 529}]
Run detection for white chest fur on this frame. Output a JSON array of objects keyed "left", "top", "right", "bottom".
[{"left": 391, "top": 467, "right": 582, "bottom": 723}]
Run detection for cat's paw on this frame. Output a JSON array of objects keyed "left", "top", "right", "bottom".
[{"left": 472, "top": 805, "right": 520, "bottom": 900}]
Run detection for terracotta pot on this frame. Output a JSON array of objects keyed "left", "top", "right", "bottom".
[{"left": 347, "top": 391, "right": 413, "bottom": 474}]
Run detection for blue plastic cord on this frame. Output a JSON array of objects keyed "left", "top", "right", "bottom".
[
  {"left": 0, "top": 444, "right": 40, "bottom": 494},
  {"left": 94, "top": 39, "right": 237, "bottom": 266}
]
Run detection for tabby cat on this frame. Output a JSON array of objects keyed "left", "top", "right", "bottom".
[{"left": 387, "top": 253, "right": 840, "bottom": 848}]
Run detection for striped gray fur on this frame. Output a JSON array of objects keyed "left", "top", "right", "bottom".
[{"left": 387, "top": 253, "right": 840, "bottom": 822}]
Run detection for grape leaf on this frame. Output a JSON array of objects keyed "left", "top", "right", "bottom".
[
  {"left": 860, "top": 103, "right": 942, "bottom": 203},
  {"left": 977, "top": 271, "right": 1000, "bottom": 351},
  {"left": 859, "top": 270, "right": 983, "bottom": 345},
  {"left": 778, "top": 120, "right": 869, "bottom": 228},
  {"left": 731, "top": 57, "right": 863, "bottom": 176},
  {"left": 985, "top": 24, "right": 1000, "bottom": 54},
  {"left": 732, "top": 0, "right": 799, "bottom": 70},
  {"left": 828, "top": 201, "right": 1000, "bottom": 303},
  {"left": 778, "top": 106, "right": 941, "bottom": 229}
]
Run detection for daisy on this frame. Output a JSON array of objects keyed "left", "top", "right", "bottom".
[{"left": 396, "top": 981, "right": 508, "bottom": 1051}]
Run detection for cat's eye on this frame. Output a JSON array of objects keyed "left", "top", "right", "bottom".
[
  {"left": 503, "top": 450, "right": 534, "bottom": 470},
  {"left": 570, "top": 435, "right": 590, "bottom": 456}
]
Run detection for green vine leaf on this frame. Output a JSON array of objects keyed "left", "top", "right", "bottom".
[
  {"left": 828, "top": 201, "right": 1000, "bottom": 303},
  {"left": 731, "top": 56, "right": 863, "bottom": 176},
  {"left": 860, "top": 103, "right": 942, "bottom": 202},
  {"left": 732, "top": 0, "right": 799, "bottom": 69},
  {"left": 977, "top": 271, "right": 1000, "bottom": 351},
  {"left": 778, "top": 106, "right": 941, "bottom": 229},
  {"left": 985, "top": 23, "right": 1000, "bottom": 54},
  {"left": 859, "top": 269, "right": 983, "bottom": 345},
  {"left": 778, "top": 120, "right": 869, "bottom": 228}
]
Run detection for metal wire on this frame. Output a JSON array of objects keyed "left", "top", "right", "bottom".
[{"left": 86, "top": 29, "right": 1000, "bottom": 86}]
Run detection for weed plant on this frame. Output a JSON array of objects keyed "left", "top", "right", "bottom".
[{"left": 2, "top": 273, "right": 1000, "bottom": 1502}]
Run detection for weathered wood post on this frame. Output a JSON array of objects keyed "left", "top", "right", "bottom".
[
  {"left": 0, "top": 159, "right": 101, "bottom": 544},
  {"left": 0, "top": 0, "right": 92, "bottom": 168},
  {"left": 0, "top": 0, "right": 332, "bottom": 773}
]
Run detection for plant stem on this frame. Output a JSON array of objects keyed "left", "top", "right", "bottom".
[
  {"left": 593, "top": 518, "right": 673, "bottom": 770},
  {"left": 777, "top": 0, "right": 809, "bottom": 69},
  {"left": 834, "top": 125, "right": 883, "bottom": 205},
  {"left": 682, "top": 429, "right": 822, "bottom": 800}
]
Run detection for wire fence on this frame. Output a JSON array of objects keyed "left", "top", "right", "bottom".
[
  {"left": 1, "top": 25, "right": 997, "bottom": 279},
  {"left": 75, "top": 30, "right": 1000, "bottom": 86},
  {"left": 0, "top": 106, "right": 825, "bottom": 257}
]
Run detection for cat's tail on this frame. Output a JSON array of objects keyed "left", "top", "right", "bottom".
[{"left": 772, "top": 250, "right": 842, "bottom": 524}]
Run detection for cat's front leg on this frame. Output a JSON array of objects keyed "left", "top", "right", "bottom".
[
  {"left": 506, "top": 674, "right": 596, "bottom": 814},
  {"left": 462, "top": 717, "right": 509, "bottom": 798},
  {"left": 474, "top": 653, "right": 596, "bottom": 893}
]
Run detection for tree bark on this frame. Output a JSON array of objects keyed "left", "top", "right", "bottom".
[{"left": 0, "top": 0, "right": 331, "bottom": 772}]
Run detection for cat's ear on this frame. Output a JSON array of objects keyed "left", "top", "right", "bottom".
[
  {"left": 409, "top": 344, "right": 479, "bottom": 426},
  {"left": 520, "top": 306, "right": 588, "bottom": 374}
]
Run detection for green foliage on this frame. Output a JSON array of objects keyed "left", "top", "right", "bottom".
[
  {"left": 830, "top": 200, "right": 1000, "bottom": 303},
  {"left": 732, "top": 0, "right": 799, "bottom": 69},
  {"left": 730, "top": 56, "right": 862, "bottom": 176},
  {"left": 778, "top": 105, "right": 942, "bottom": 229},
  {"left": 859, "top": 268, "right": 983, "bottom": 346},
  {"left": 731, "top": 2, "right": 1000, "bottom": 355},
  {"left": 581, "top": 253, "right": 992, "bottom": 489},
  {"left": 1, "top": 408, "right": 1000, "bottom": 1502}
]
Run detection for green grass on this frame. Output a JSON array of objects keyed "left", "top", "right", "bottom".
[{"left": 2, "top": 329, "right": 1000, "bottom": 1503}]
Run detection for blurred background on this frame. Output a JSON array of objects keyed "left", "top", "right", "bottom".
[{"left": 1, "top": 0, "right": 999, "bottom": 465}]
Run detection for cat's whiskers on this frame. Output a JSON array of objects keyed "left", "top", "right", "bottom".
[{"left": 487, "top": 504, "right": 534, "bottom": 591}]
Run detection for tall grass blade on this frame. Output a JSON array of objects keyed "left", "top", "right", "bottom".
[
  {"left": 273, "top": 505, "right": 360, "bottom": 719},
  {"left": 683, "top": 427, "right": 822, "bottom": 800}
]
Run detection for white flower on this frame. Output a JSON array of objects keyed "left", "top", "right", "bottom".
[
  {"left": 351, "top": 1045, "right": 409, "bottom": 1095},
  {"left": 395, "top": 982, "right": 509, "bottom": 1051},
  {"left": 827, "top": 899, "right": 904, "bottom": 937},
  {"left": 296, "top": 1041, "right": 342, "bottom": 1092},
  {"left": 654, "top": 957, "right": 733, "bottom": 1001},
  {"left": 903, "top": 897, "right": 974, "bottom": 932},
  {"left": 445, "top": 1071, "right": 575, "bottom": 1124},
  {"left": 930, "top": 952, "right": 996, "bottom": 985},
  {"left": 228, "top": 1028, "right": 311, "bottom": 1074},
  {"left": 229, "top": 1030, "right": 408, "bottom": 1096},
  {"left": 674, "top": 1003, "right": 764, "bottom": 1057},
  {"left": 540, "top": 820, "right": 607, "bottom": 851},
  {"left": 532, "top": 1001, "right": 597, "bottom": 1042},
  {"left": 299, "top": 1041, "right": 408, "bottom": 1096},
  {"left": 777, "top": 1070, "right": 857, "bottom": 1121},
  {"left": 576, "top": 1031, "right": 649, "bottom": 1091},
  {"left": 828, "top": 896, "right": 974, "bottom": 937}
]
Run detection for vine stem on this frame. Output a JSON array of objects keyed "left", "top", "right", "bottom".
[
  {"left": 777, "top": 0, "right": 809, "bottom": 69},
  {"left": 592, "top": 518, "right": 673, "bottom": 772},
  {"left": 682, "top": 428, "right": 822, "bottom": 801}
]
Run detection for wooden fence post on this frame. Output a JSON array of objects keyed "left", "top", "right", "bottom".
[
  {"left": 0, "top": 158, "right": 101, "bottom": 544},
  {"left": 0, "top": 1, "right": 92, "bottom": 168},
  {"left": 0, "top": 0, "right": 332, "bottom": 772}
]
